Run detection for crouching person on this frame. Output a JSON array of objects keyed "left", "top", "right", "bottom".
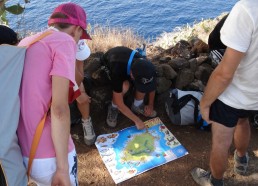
[
  {"left": 75, "top": 39, "right": 96, "bottom": 145},
  {"left": 101, "top": 46, "right": 157, "bottom": 130}
]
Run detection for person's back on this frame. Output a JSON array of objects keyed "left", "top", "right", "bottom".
[
  {"left": 18, "top": 30, "right": 76, "bottom": 158},
  {"left": 102, "top": 46, "right": 142, "bottom": 92}
]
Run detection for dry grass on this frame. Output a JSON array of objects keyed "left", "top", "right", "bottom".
[
  {"left": 8, "top": 13, "right": 228, "bottom": 53},
  {"left": 153, "top": 13, "right": 228, "bottom": 49},
  {"left": 85, "top": 13, "right": 228, "bottom": 53},
  {"left": 86, "top": 25, "right": 147, "bottom": 53}
]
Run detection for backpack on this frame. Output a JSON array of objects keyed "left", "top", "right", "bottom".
[
  {"left": 165, "top": 88, "right": 210, "bottom": 130},
  {"left": 0, "top": 44, "right": 28, "bottom": 185}
]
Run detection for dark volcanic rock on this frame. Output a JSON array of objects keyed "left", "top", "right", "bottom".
[
  {"left": 160, "top": 64, "right": 177, "bottom": 80},
  {"left": 168, "top": 58, "right": 189, "bottom": 71},
  {"left": 195, "top": 64, "right": 213, "bottom": 85},
  {"left": 171, "top": 40, "right": 191, "bottom": 59},
  {"left": 175, "top": 69, "right": 195, "bottom": 89},
  {"left": 156, "top": 77, "right": 172, "bottom": 94},
  {"left": 191, "top": 39, "right": 209, "bottom": 57}
]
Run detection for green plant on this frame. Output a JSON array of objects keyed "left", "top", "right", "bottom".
[{"left": 0, "top": 0, "right": 30, "bottom": 24}]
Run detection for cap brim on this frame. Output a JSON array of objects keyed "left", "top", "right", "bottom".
[
  {"left": 134, "top": 78, "right": 157, "bottom": 93},
  {"left": 76, "top": 39, "right": 91, "bottom": 60},
  {"left": 81, "top": 29, "right": 92, "bottom": 40}
]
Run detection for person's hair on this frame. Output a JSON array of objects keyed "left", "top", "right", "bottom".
[
  {"left": 0, "top": 25, "right": 19, "bottom": 45},
  {"left": 49, "top": 12, "right": 73, "bottom": 29}
]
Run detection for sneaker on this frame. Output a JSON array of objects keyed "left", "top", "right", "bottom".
[
  {"left": 191, "top": 168, "right": 214, "bottom": 186},
  {"left": 131, "top": 103, "right": 157, "bottom": 117},
  {"left": 106, "top": 104, "right": 119, "bottom": 128},
  {"left": 82, "top": 117, "right": 96, "bottom": 145},
  {"left": 234, "top": 150, "right": 249, "bottom": 175}
]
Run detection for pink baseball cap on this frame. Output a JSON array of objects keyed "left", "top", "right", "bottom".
[{"left": 48, "top": 3, "right": 91, "bottom": 40}]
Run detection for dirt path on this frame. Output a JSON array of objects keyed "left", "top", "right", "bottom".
[{"left": 72, "top": 94, "right": 258, "bottom": 186}]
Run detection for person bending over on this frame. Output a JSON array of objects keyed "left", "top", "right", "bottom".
[{"left": 101, "top": 46, "right": 157, "bottom": 130}]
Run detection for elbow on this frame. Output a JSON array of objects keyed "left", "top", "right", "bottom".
[
  {"left": 75, "top": 75, "right": 84, "bottom": 85},
  {"left": 213, "top": 71, "right": 233, "bottom": 85},
  {"left": 51, "top": 104, "right": 70, "bottom": 121}
]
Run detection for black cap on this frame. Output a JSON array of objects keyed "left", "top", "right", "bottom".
[
  {"left": 0, "top": 25, "right": 18, "bottom": 45},
  {"left": 131, "top": 58, "right": 157, "bottom": 93}
]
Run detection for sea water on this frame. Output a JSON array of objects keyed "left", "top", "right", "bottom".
[{"left": 7, "top": 0, "right": 238, "bottom": 39}]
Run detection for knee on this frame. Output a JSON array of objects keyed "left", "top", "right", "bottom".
[
  {"left": 237, "top": 118, "right": 249, "bottom": 126},
  {"left": 212, "top": 136, "right": 232, "bottom": 153},
  {"left": 76, "top": 92, "right": 90, "bottom": 105},
  {"left": 122, "top": 81, "right": 130, "bottom": 95}
]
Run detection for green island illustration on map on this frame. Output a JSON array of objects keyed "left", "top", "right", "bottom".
[
  {"left": 95, "top": 117, "right": 188, "bottom": 184},
  {"left": 121, "top": 132, "right": 156, "bottom": 162}
]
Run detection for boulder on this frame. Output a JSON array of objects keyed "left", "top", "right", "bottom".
[
  {"left": 175, "top": 69, "right": 195, "bottom": 89},
  {"left": 195, "top": 64, "right": 213, "bottom": 85},
  {"left": 171, "top": 40, "right": 191, "bottom": 59},
  {"left": 191, "top": 39, "right": 209, "bottom": 57},
  {"left": 168, "top": 58, "right": 189, "bottom": 71},
  {"left": 156, "top": 77, "right": 172, "bottom": 94},
  {"left": 160, "top": 64, "right": 177, "bottom": 80}
]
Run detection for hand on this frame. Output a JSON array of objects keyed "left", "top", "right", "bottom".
[
  {"left": 144, "top": 105, "right": 154, "bottom": 117},
  {"left": 200, "top": 99, "right": 211, "bottom": 124},
  {"left": 135, "top": 119, "right": 146, "bottom": 130},
  {"left": 51, "top": 169, "right": 71, "bottom": 186}
]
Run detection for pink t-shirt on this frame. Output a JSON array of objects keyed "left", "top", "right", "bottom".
[{"left": 17, "top": 30, "right": 76, "bottom": 158}]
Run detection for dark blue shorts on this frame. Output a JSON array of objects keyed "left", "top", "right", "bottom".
[{"left": 210, "top": 99, "right": 257, "bottom": 128}]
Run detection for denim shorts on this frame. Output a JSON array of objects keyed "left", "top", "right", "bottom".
[{"left": 210, "top": 99, "right": 257, "bottom": 128}]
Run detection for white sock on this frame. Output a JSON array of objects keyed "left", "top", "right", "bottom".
[
  {"left": 82, "top": 117, "right": 91, "bottom": 125},
  {"left": 112, "top": 102, "right": 118, "bottom": 108},
  {"left": 134, "top": 99, "right": 143, "bottom": 107}
]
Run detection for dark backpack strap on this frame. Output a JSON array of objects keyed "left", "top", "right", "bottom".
[{"left": 172, "top": 94, "right": 200, "bottom": 123}]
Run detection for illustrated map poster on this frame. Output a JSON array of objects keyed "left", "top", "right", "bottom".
[{"left": 95, "top": 117, "right": 188, "bottom": 184}]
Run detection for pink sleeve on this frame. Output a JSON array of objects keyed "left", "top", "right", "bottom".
[{"left": 49, "top": 39, "right": 77, "bottom": 85}]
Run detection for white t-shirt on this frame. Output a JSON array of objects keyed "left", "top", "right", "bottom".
[{"left": 218, "top": 0, "right": 258, "bottom": 110}]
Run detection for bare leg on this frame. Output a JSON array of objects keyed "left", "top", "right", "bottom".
[
  {"left": 76, "top": 83, "right": 90, "bottom": 120},
  {"left": 122, "top": 80, "right": 130, "bottom": 96},
  {"left": 234, "top": 118, "right": 250, "bottom": 157},
  {"left": 210, "top": 122, "right": 235, "bottom": 179},
  {"left": 135, "top": 90, "right": 145, "bottom": 100},
  {"left": 111, "top": 80, "right": 130, "bottom": 104}
]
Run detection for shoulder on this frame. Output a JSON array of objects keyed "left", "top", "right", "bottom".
[{"left": 18, "top": 30, "right": 75, "bottom": 47}]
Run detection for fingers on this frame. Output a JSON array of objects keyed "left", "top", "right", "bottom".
[{"left": 136, "top": 121, "right": 146, "bottom": 130}]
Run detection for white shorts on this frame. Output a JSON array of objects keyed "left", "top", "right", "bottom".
[{"left": 23, "top": 149, "right": 78, "bottom": 186}]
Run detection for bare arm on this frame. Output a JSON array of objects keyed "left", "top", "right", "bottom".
[
  {"left": 144, "top": 90, "right": 155, "bottom": 116},
  {"left": 200, "top": 47, "right": 245, "bottom": 123},
  {"left": 51, "top": 76, "right": 71, "bottom": 186},
  {"left": 113, "top": 92, "right": 145, "bottom": 130},
  {"left": 75, "top": 59, "right": 84, "bottom": 85}
]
